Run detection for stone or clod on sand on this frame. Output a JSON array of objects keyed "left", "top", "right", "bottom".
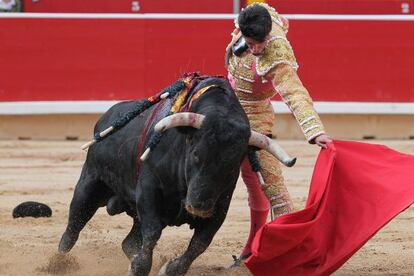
[{"left": 12, "top": 201, "right": 52, "bottom": 218}]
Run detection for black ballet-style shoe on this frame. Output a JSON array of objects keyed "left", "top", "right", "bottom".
[{"left": 230, "top": 252, "right": 252, "bottom": 268}]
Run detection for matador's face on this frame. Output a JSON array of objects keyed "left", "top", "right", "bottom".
[{"left": 244, "top": 36, "right": 268, "bottom": 56}]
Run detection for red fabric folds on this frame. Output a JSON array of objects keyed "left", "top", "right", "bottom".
[{"left": 245, "top": 140, "right": 414, "bottom": 275}]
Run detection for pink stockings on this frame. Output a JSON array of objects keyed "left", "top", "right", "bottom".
[
  {"left": 239, "top": 155, "right": 294, "bottom": 257},
  {"left": 240, "top": 158, "right": 270, "bottom": 257}
]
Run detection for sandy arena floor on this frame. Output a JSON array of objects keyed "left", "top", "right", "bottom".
[{"left": 0, "top": 140, "right": 413, "bottom": 275}]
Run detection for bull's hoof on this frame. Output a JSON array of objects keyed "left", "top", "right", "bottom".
[
  {"left": 129, "top": 253, "right": 151, "bottom": 276},
  {"left": 12, "top": 201, "right": 52, "bottom": 218},
  {"left": 159, "top": 258, "right": 187, "bottom": 276},
  {"left": 58, "top": 231, "right": 78, "bottom": 253}
]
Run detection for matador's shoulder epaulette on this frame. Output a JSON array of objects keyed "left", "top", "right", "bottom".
[{"left": 256, "top": 37, "right": 299, "bottom": 77}]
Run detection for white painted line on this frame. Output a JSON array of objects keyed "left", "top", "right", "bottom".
[
  {"left": 272, "top": 101, "right": 414, "bottom": 114},
  {"left": 1, "top": 13, "right": 414, "bottom": 21},
  {"left": 286, "top": 14, "right": 414, "bottom": 21},
  {"left": 1, "top": 101, "right": 413, "bottom": 115},
  {"left": 0, "top": 101, "right": 119, "bottom": 115},
  {"left": 0, "top": 12, "right": 236, "bottom": 20}
]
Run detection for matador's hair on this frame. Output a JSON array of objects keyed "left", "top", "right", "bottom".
[{"left": 238, "top": 4, "right": 272, "bottom": 42}]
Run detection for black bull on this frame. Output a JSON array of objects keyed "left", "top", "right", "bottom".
[
  {"left": 58, "top": 78, "right": 252, "bottom": 275},
  {"left": 58, "top": 77, "right": 294, "bottom": 275}
]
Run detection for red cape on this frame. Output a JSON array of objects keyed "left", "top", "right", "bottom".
[{"left": 245, "top": 140, "right": 414, "bottom": 275}]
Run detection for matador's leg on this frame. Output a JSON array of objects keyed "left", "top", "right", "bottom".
[
  {"left": 239, "top": 157, "right": 270, "bottom": 258},
  {"left": 257, "top": 150, "right": 294, "bottom": 219}
]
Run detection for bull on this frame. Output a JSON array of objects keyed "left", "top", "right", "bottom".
[{"left": 58, "top": 77, "right": 294, "bottom": 275}]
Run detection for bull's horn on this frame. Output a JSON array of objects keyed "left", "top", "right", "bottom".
[
  {"left": 154, "top": 112, "right": 206, "bottom": 132},
  {"left": 249, "top": 131, "right": 296, "bottom": 167}
]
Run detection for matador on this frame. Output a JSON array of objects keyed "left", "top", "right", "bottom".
[{"left": 225, "top": 2, "right": 332, "bottom": 260}]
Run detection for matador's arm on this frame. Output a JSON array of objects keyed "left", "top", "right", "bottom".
[{"left": 269, "top": 64, "right": 326, "bottom": 143}]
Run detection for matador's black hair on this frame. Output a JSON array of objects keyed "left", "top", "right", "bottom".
[{"left": 238, "top": 4, "right": 272, "bottom": 42}]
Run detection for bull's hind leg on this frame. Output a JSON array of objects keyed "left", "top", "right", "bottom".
[
  {"left": 122, "top": 217, "right": 142, "bottom": 259},
  {"left": 59, "top": 169, "right": 111, "bottom": 253}
]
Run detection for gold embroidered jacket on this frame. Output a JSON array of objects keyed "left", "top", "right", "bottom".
[{"left": 226, "top": 3, "right": 325, "bottom": 142}]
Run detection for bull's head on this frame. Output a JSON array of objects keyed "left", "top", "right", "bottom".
[{"left": 151, "top": 112, "right": 296, "bottom": 218}]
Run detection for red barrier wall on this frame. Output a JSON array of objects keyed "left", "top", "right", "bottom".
[
  {"left": 23, "top": 0, "right": 414, "bottom": 14},
  {"left": 265, "top": 0, "right": 413, "bottom": 14},
  {"left": 1, "top": 15, "right": 414, "bottom": 102},
  {"left": 23, "top": 0, "right": 234, "bottom": 13}
]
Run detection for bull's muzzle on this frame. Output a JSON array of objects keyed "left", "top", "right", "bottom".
[{"left": 185, "top": 199, "right": 215, "bottom": 218}]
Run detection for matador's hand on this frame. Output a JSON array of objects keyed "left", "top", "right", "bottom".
[{"left": 314, "top": 134, "right": 333, "bottom": 149}]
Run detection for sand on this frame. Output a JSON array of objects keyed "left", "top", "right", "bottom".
[{"left": 0, "top": 140, "right": 413, "bottom": 275}]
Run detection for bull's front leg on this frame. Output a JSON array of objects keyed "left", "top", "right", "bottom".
[
  {"left": 129, "top": 222, "right": 161, "bottom": 276},
  {"left": 129, "top": 175, "right": 164, "bottom": 276},
  {"left": 160, "top": 194, "right": 231, "bottom": 276},
  {"left": 159, "top": 229, "right": 213, "bottom": 276}
]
